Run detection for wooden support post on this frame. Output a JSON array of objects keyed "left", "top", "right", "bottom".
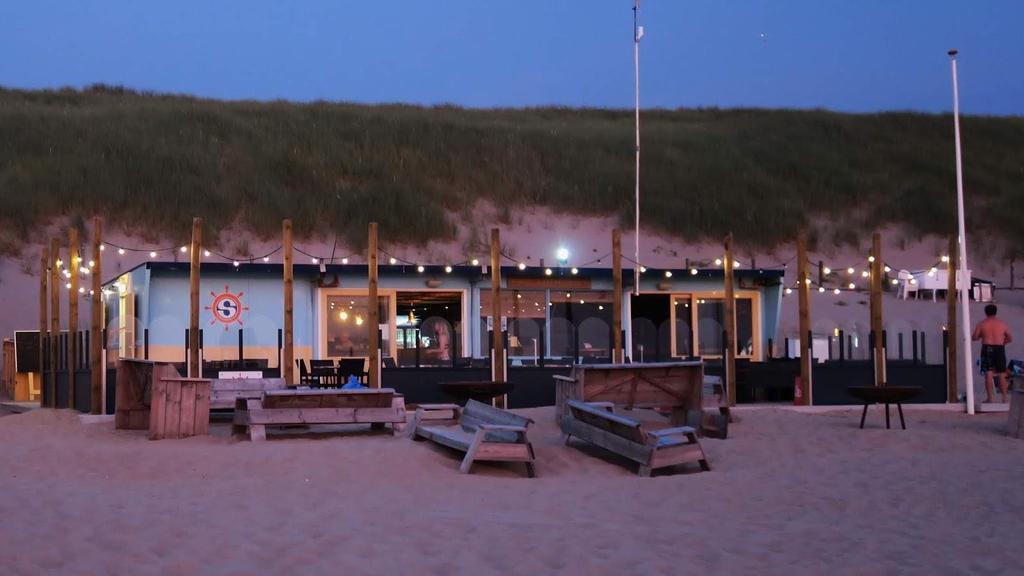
[
  {"left": 39, "top": 246, "right": 48, "bottom": 406},
  {"left": 724, "top": 233, "right": 737, "bottom": 406},
  {"left": 612, "top": 229, "right": 623, "bottom": 363},
  {"left": 797, "top": 234, "right": 811, "bottom": 405},
  {"left": 49, "top": 238, "right": 60, "bottom": 408},
  {"left": 282, "top": 219, "right": 294, "bottom": 385},
  {"left": 491, "top": 228, "right": 506, "bottom": 408},
  {"left": 946, "top": 236, "right": 958, "bottom": 402},
  {"left": 368, "top": 222, "right": 380, "bottom": 389},
  {"left": 870, "top": 232, "right": 884, "bottom": 386},
  {"left": 188, "top": 218, "right": 202, "bottom": 378},
  {"left": 90, "top": 217, "right": 103, "bottom": 414},
  {"left": 68, "top": 227, "right": 80, "bottom": 407}
]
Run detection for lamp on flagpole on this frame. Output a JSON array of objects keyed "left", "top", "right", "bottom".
[
  {"left": 632, "top": 0, "right": 644, "bottom": 296},
  {"left": 949, "top": 49, "right": 975, "bottom": 415}
]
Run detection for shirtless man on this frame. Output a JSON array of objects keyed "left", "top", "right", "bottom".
[{"left": 972, "top": 304, "right": 1013, "bottom": 403}]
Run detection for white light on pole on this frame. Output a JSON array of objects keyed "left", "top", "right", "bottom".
[
  {"left": 949, "top": 49, "right": 975, "bottom": 414},
  {"left": 632, "top": 0, "right": 643, "bottom": 296}
]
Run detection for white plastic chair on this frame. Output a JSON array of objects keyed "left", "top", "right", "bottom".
[{"left": 897, "top": 270, "right": 917, "bottom": 300}]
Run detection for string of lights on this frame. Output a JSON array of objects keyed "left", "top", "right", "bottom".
[{"left": 55, "top": 234, "right": 962, "bottom": 299}]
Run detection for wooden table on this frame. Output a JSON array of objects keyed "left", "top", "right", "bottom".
[{"left": 847, "top": 386, "right": 922, "bottom": 429}]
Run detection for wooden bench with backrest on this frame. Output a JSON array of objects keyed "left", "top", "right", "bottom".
[
  {"left": 410, "top": 399, "right": 536, "bottom": 477},
  {"left": 210, "top": 378, "right": 287, "bottom": 410},
  {"left": 232, "top": 388, "right": 406, "bottom": 441},
  {"left": 562, "top": 399, "right": 710, "bottom": 477}
]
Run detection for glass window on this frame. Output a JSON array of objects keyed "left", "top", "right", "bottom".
[
  {"left": 737, "top": 299, "right": 754, "bottom": 356},
  {"left": 673, "top": 296, "right": 693, "bottom": 357},
  {"left": 325, "top": 295, "right": 390, "bottom": 358},
  {"left": 697, "top": 299, "right": 724, "bottom": 356},
  {"left": 395, "top": 292, "right": 462, "bottom": 367},
  {"left": 551, "top": 290, "right": 613, "bottom": 362},
  {"left": 695, "top": 297, "right": 755, "bottom": 357},
  {"left": 479, "top": 290, "right": 546, "bottom": 359}
]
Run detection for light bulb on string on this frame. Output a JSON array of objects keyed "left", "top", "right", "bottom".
[
  {"left": 444, "top": 265, "right": 452, "bottom": 274},
  {"left": 263, "top": 256, "right": 269, "bottom": 262},
  {"left": 570, "top": 267, "right": 578, "bottom": 275},
  {"left": 99, "top": 245, "right": 105, "bottom": 252},
  {"left": 823, "top": 267, "right": 831, "bottom": 275},
  {"left": 544, "top": 268, "right": 552, "bottom": 276},
  {"left": 818, "top": 286, "right": 825, "bottom": 293},
  {"left": 417, "top": 265, "right": 425, "bottom": 273},
  {"left": 517, "top": 262, "right": 526, "bottom": 271},
  {"left": 203, "top": 250, "right": 210, "bottom": 257},
  {"left": 847, "top": 267, "right": 855, "bottom": 275},
  {"left": 233, "top": 261, "right": 240, "bottom": 267},
  {"left": 868, "top": 256, "right": 875, "bottom": 263},
  {"left": 883, "top": 266, "right": 891, "bottom": 273},
  {"left": 149, "top": 251, "right": 157, "bottom": 258},
  {"left": 118, "top": 248, "right": 125, "bottom": 256},
  {"left": 848, "top": 282, "right": 856, "bottom": 290},
  {"left": 180, "top": 246, "right": 188, "bottom": 253},
  {"left": 690, "top": 268, "right": 698, "bottom": 275},
  {"left": 389, "top": 257, "right": 397, "bottom": 265},
  {"left": 471, "top": 258, "right": 480, "bottom": 266},
  {"left": 833, "top": 288, "right": 841, "bottom": 295},
  {"left": 341, "top": 257, "right": 349, "bottom": 264},
  {"left": 312, "top": 257, "right": 318, "bottom": 264}
]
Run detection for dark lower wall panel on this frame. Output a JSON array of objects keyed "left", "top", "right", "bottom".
[{"left": 812, "top": 361, "right": 946, "bottom": 405}]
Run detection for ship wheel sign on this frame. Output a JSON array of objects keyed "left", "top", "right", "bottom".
[{"left": 205, "top": 285, "right": 250, "bottom": 330}]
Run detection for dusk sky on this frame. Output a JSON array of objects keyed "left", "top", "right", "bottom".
[{"left": 2, "top": 0, "right": 1022, "bottom": 114}]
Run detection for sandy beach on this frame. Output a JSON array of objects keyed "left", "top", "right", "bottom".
[{"left": 1, "top": 406, "right": 1021, "bottom": 576}]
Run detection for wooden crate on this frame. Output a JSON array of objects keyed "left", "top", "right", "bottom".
[
  {"left": 115, "top": 359, "right": 181, "bottom": 430},
  {"left": 150, "top": 378, "right": 211, "bottom": 440},
  {"left": 554, "top": 361, "right": 704, "bottom": 425}
]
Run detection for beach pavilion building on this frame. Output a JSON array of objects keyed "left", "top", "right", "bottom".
[{"left": 100, "top": 261, "right": 785, "bottom": 406}]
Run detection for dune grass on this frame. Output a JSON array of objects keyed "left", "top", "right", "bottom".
[{"left": 1, "top": 85, "right": 1023, "bottom": 255}]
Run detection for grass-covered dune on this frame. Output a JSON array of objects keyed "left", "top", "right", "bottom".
[{"left": 1, "top": 85, "right": 1022, "bottom": 254}]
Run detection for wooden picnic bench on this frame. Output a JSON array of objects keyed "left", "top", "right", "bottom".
[
  {"left": 210, "top": 378, "right": 286, "bottom": 410},
  {"left": 410, "top": 399, "right": 536, "bottom": 477},
  {"left": 232, "top": 388, "right": 406, "bottom": 441},
  {"left": 562, "top": 399, "right": 710, "bottom": 477}
]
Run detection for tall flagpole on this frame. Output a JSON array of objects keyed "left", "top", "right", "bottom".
[
  {"left": 633, "top": 0, "right": 642, "bottom": 296},
  {"left": 949, "top": 49, "right": 975, "bottom": 414}
]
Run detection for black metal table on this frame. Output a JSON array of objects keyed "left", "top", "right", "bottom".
[{"left": 847, "top": 385, "right": 923, "bottom": 429}]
